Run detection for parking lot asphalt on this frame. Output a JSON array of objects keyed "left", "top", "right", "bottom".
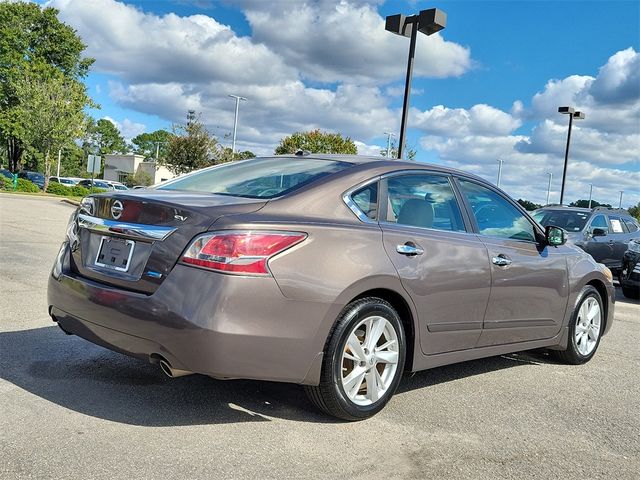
[{"left": 1, "top": 193, "right": 638, "bottom": 480}]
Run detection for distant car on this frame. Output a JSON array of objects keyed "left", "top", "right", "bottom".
[
  {"left": 76, "top": 179, "right": 115, "bottom": 190},
  {"left": 532, "top": 206, "right": 640, "bottom": 274},
  {"left": 18, "top": 171, "right": 45, "bottom": 189},
  {"left": 0, "top": 169, "right": 13, "bottom": 179},
  {"left": 106, "top": 181, "right": 129, "bottom": 191},
  {"left": 620, "top": 239, "right": 640, "bottom": 299},
  {"left": 49, "top": 176, "right": 78, "bottom": 186}
]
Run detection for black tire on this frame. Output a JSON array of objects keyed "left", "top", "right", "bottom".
[
  {"left": 551, "top": 286, "right": 604, "bottom": 365},
  {"left": 304, "top": 297, "right": 406, "bottom": 421},
  {"left": 621, "top": 284, "right": 640, "bottom": 300}
]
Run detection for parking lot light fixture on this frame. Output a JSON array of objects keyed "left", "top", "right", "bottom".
[
  {"left": 386, "top": 8, "right": 446, "bottom": 160},
  {"left": 384, "top": 132, "right": 396, "bottom": 158},
  {"left": 588, "top": 184, "right": 593, "bottom": 209},
  {"left": 228, "top": 94, "right": 247, "bottom": 155},
  {"left": 546, "top": 172, "right": 553, "bottom": 205},
  {"left": 558, "top": 106, "right": 585, "bottom": 205},
  {"left": 619, "top": 191, "right": 624, "bottom": 208},
  {"left": 496, "top": 159, "right": 504, "bottom": 187}
]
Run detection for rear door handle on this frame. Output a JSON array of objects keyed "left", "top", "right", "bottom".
[
  {"left": 492, "top": 254, "right": 512, "bottom": 267},
  {"left": 396, "top": 243, "right": 424, "bottom": 256}
]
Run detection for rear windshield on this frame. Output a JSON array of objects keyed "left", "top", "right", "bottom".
[
  {"left": 157, "top": 157, "right": 352, "bottom": 199},
  {"left": 531, "top": 209, "right": 590, "bottom": 232}
]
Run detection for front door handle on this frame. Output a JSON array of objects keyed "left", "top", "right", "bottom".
[
  {"left": 492, "top": 254, "right": 512, "bottom": 267},
  {"left": 396, "top": 242, "right": 424, "bottom": 256}
]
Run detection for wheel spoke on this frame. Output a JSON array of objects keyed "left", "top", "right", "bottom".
[
  {"left": 376, "top": 351, "right": 399, "bottom": 364},
  {"left": 587, "top": 303, "right": 599, "bottom": 321},
  {"left": 365, "top": 368, "right": 380, "bottom": 402},
  {"left": 343, "top": 351, "right": 359, "bottom": 362},
  {"left": 343, "top": 367, "right": 366, "bottom": 397},
  {"left": 374, "top": 367, "right": 386, "bottom": 391},
  {"left": 377, "top": 339, "right": 397, "bottom": 351},
  {"left": 365, "top": 318, "right": 386, "bottom": 351},
  {"left": 346, "top": 333, "right": 366, "bottom": 362},
  {"left": 575, "top": 323, "right": 587, "bottom": 336}
]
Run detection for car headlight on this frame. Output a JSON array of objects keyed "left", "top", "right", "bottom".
[
  {"left": 602, "top": 266, "right": 613, "bottom": 283},
  {"left": 628, "top": 240, "right": 640, "bottom": 254}
]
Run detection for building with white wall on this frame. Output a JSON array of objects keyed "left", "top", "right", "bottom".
[{"left": 103, "top": 154, "right": 176, "bottom": 185}]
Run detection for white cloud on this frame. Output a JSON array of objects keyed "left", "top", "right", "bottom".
[
  {"left": 102, "top": 116, "right": 146, "bottom": 141},
  {"left": 354, "top": 140, "right": 384, "bottom": 156},
  {"left": 412, "top": 104, "right": 522, "bottom": 137}
]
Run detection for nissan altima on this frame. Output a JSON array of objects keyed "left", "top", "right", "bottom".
[{"left": 48, "top": 154, "right": 614, "bottom": 420}]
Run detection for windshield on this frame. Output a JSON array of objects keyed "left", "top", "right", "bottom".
[
  {"left": 532, "top": 210, "right": 590, "bottom": 232},
  {"left": 157, "top": 157, "right": 352, "bottom": 199}
]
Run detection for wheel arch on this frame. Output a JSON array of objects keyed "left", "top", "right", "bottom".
[{"left": 585, "top": 279, "right": 609, "bottom": 333}]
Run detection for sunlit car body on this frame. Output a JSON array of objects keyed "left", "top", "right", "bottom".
[
  {"left": 533, "top": 206, "right": 640, "bottom": 274},
  {"left": 48, "top": 155, "right": 614, "bottom": 420},
  {"left": 76, "top": 179, "right": 115, "bottom": 190},
  {"left": 49, "top": 176, "right": 78, "bottom": 186}
]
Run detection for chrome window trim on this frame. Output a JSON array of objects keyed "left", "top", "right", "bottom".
[
  {"left": 78, "top": 213, "right": 176, "bottom": 241},
  {"left": 342, "top": 176, "right": 381, "bottom": 224}
]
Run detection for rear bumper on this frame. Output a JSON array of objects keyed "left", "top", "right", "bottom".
[{"left": 47, "top": 242, "right": 333, "bottom": 385}]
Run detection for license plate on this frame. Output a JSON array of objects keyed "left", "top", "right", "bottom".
[{"left": 95, "top": 236, "right": 135, "bottom": 272}]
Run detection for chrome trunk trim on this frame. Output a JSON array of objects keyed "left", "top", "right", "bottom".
[{"left": 77, "top": 213, "right": 176, "bottom": 241}]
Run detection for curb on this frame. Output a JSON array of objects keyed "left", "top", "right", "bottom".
[{"left": 61, "top": 198, "right": 80, "bottom": 207}]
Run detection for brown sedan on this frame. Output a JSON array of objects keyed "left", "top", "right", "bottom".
[{"left": 48, "top": 154, "right": 615, "bottom": 420}]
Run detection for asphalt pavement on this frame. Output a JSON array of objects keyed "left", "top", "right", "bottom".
[{"left": 1, "top": 193, "right": 638, "bottom": 480}]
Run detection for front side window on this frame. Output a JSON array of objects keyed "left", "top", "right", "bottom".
[
  {"left": 385, "top": 174, "right": 465, "bottom": 232},
  {"left": 458, "top": 179, "right": 536, "bottom": 242},
  {"left": 590, "top": 215, "right": 609, "bottom": 233},
  {"left": 350, "top": 183, "right": 378, "bottom": 220},
  {"left": 157, "top": 157, "right": 352, "bottom": 199}
]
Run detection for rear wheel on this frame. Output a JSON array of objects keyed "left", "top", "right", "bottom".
[
  {"left": 551, "top": 286, "right": 603, "bottom": 365},
  {"left": 305, "top": 297, "right": 406, "bottom": 421}
]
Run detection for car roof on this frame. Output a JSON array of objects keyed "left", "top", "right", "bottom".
[{"left": 536, "top": 206, "right": 593, "bottom": 213}]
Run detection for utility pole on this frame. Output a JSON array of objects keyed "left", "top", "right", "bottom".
[
  {"left": 56, "top": 149, "right": 61, "bottom": 178},
  {"left": 619, "top": 191, "right": 624, "bottom": 209},
  {"left": 384, "top": 132, "right": 396, "bottom": 158},
  {"left": 546, "top": 172, "right": 553, "bottom": 205},
  {"left": 496, "top": 159, "right": 504, "bottom": 188},
  {"left": 228, "top": 94, "right": 247, "bottom": 155},
  {"left": 588, "top": 184, "right": 593, "bottom": 209}
]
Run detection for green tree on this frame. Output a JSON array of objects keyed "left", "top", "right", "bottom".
[
  {"left": 569, "top": 199, "right": 612, "bottom": 209},
  {"left": 517, "top": 199, "right": 541, "bottom": 211},
  {"left": 131, "top": 129, "right": 173, "bottom": 160},
  {"left": 275, "top": 129, "right": 357, "bottom": 155},
  {"left": 13, "top": 65, "right": 92, "bottom": 190},
  {"left": 83, "top": 118, "right": 127, "bottom": 156},
  {"left": 0, "top": 2, "right": 94, "bottom": 172},
  {"left": 165, "top": 111, "right": 218, "bottom": 175},
  {"left": 380, "top": 140, "right": 417, "bottom": 161},
  {"left": 627, "top": 202, "right": 640, "bottom": 221},
  {"left": 215, "top": 147, "right": 256, "bottom": 164}
]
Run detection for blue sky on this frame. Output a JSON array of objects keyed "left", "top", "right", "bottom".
[{"left": 47, "top": 0, "right": 639, "bottom": 206}]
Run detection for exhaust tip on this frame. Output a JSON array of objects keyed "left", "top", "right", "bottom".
[{"left": 158, "top": 359, "right": 193, "bottom": 378}]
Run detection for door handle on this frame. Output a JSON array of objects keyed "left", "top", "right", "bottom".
[
  {"left": 492, "top": 254, "right": 512, "bottom": 267},
  {"left": 396, "top": 242, "right": 424, "bottom": 256}
]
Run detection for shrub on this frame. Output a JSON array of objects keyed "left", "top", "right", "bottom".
[
  {"left": 70, "top": 185, "right": 89, "bottom": 197},
  {"left": 15, "top": 178, "right": 40, "bottom": 192},
  {"left": 46, "top": 182, "right": 73, "bottom": 196}
]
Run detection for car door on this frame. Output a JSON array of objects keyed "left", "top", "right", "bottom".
[
  {"left": 378, "top": 172, "right": 492, "bottom": 355},
  {"left": 584, "top": 214, "right": 615, "bottom": 266},
  {"left": 456, "top": 178, "right": 569, "bottom": 347},
  {"left": 608, "top": 214, "right": 632, "bottom": 269}
]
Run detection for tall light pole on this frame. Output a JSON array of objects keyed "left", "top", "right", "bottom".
[
  {"left": 619, "top": 191, "right": 624, "bottom": 208},
  {"left": 385, "top": 8, "right": 446, "bottom": 160},
  {"left": 558, "top": 106, "right": 585, "bottom": 205},
  {"left": 496, "top": 159, "right": 504, "bottom": 187},
  {"left": 56, "top": 149, "right": 62, "bottom": 178},
  {"left": 384, "top": 132, "right": 396, "bottom": 158},
  {"left": 228, "top": 94, "right": 247, "bottom": 155},
  {"left": 588, "top": 184, "right": 593, "bottom": 209},
  {"left": 546, "top": 172, "right": 553, "bottom": 205}
]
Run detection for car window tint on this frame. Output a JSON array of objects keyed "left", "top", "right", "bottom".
[
  {"left": 623, "top": 218, "right": 639, "bottom": 232},
  {"left": 351, "top": 183, "right": 378, "bottom": 220},
  {"left": 590, "top": 214, "right": 609, "bottom": 233},
  {"left": 458, "top": 179, "right": 536, "bottom": 242},
  {"left": 386, "top": 175, "right": 465, "bottom": 232},
  {"left": 609, "top": 216, "right": 628, "bottom": 233},
  {"left": 531, "top": 210, "right": 589, "bottom": 232}
]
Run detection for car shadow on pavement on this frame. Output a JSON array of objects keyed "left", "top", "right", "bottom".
[{"left": 1, "top": 325, "right": 552, "bottom": 426}]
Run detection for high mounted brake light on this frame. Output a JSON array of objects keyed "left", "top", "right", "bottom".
[{"left": 181, "top": 231, "right": 306, "bottom": 275}]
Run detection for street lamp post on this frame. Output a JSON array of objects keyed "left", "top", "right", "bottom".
[
  {"left": 385, "top": 8, "right": 447, "bottom": 160},
  {"left": 558, "top": 106, "right": 585, "bottom": 205},
  {"left": 619, "top": 191, "right": 624, "bottom": 209},
  {"left": 588, "top": 184, "right": 593, "bottom": 209},
  {"left": 496, "top": 159, "right": 504, "bottom": 187},
  {"left": 228, "top": 94, "right": 247, "bottom": 155},
  {"left": 384, "top": 131, "right": 396, "bottom": 158},
  {"left": 546, "top": 172, "right": 553, "bottom": 205}
]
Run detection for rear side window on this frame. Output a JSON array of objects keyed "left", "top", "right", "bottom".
[
  {"left": 623, "top": 218, "right": 639, "bottom": 232},
  {"left": 609, "top": 215, "right": 628, "bottom": 233},
  {"left": 590, "top": 215, "right": 609, "bottom": 233},
  {"left": 158, "top": 157, "right": 352, "bottom": 199},
  {"left": 351, "top": 183, "right": 378, "bottom": 220},
  {"left": 458, "top": 179, "right": 536, "bottom": 242},
  {"left": 385, "top": 174, "right": 465, "bottom": 232}
]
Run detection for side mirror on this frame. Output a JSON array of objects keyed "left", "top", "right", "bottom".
[
  {"left": 545, "top": 225, "right": 566, "bottom": 246},
  {"left": 592, "top": 228, "right": 607, "bottom": 237}
]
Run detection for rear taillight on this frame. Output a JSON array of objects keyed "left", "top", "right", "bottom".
[{"left": 181, "top": 231, "right": 307, "bottom": 275}]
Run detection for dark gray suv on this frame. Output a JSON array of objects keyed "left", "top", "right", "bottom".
[{"left": 532, "top": 206, "right": 640, "bottom": 274}]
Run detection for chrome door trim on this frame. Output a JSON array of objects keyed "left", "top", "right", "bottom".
[{"left": 78, "top": 214, "right": 176, "bottom": 241}]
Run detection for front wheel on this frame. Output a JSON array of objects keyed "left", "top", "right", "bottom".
[
  {"left": 551, "top": 286, "right": 603, "bottom": 365},
  {"left": 305, "top": 297, "right": 406, "bottom": 421}
]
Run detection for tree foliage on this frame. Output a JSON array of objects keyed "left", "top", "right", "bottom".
[
  {"left": 216, "top": 147, "right": 256, "bottom": 164},
  {"left": 0, "top": 2, "right": 94, "bottom": 172},
  {"left": 517, "top": 199, "right": 541, "bottom": 211},
  {"left": 275, "top": 129, "right": 357, "bottom": 155},
  {"left": 626, "top": 202, "right": 640, "bottom": 221},
  {"left": 380, "top": 140, "right": 417, "bottom": 161},
  {"left": 131, "top": 129, "right": 173, "bottom": 160},
  {"left": 83, "top": 119, "right": 127, "bottom": 156},
  {"left": 12, "top": 65, "right": 92, "bottom": 190},
  {"left": 569, "top": 199, "right": 612, "bottom": 209},
  {"left": 165, "top": 112, "right": 218, "bottom": 175}
]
